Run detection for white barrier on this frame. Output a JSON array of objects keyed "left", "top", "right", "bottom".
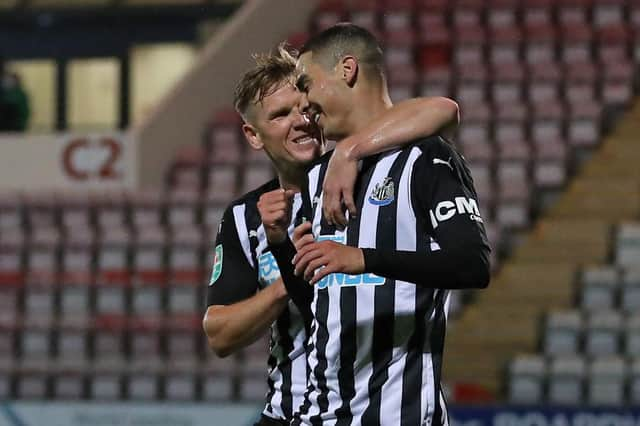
[
  {"left": 0, "top": 402, "right": 261, "bottom": 426},
  {"left": 0, "top": 132, "right": 137, "bottom": 192}
]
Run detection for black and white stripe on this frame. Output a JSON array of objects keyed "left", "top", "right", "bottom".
[
  {"left": 295, "top": 144, "right": 451, "bottom": 426},
  {"left": 230, "top": 182, "right": 308, "bottom": 421}
]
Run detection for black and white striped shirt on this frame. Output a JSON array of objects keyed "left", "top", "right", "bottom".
[
  {"left": 206, "top": 179, "right": 307, "bottom": 421},
  {"left": 290, "top": 136, "right": 490, "bottom": 425}
]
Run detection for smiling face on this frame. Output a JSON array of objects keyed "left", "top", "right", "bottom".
[
  {"left": 243, "top": 81, "right": 323, "bottom": 170},
  {"left": 296, "top": 52, "right": 353, "bottom": 140}
]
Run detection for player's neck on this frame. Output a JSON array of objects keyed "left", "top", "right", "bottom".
[
  {"left": 344, "top": 86, "right": 393, "bottom": 138},
  {"left": 276, "top": 166, "right": 306, "bottom": 193}
]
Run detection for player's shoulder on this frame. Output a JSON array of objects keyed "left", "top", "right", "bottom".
[
  {"left": 306, "top": 148, "right": 334, "bottom": 174},
  {"left": 412, "top": 135, "right": 458, "bottom": 159},
  {"left": 226, "top": 178, "right": 280, "bottom": 213}
]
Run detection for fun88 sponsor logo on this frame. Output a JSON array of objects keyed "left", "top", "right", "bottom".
[
  {"left": 315, "top": 235, "right": 385, "bottom": 290},
  {"left": 258, "top": 252, "right": 281, "bottom": 286}
]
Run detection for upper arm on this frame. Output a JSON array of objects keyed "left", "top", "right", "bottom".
[
  {"left": 206, "top": 207, "right": 258, "bottom": 307},
  {"left": 413, "top": 142, "right": 490, "bottom": 253}
]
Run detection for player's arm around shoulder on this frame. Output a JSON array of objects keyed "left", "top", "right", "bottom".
[
  {"left": 202, "top": 205, "right": 289, "bottom": 358},
  {"left": 322, "top": 97, "right": 460, "bottom": 228}
]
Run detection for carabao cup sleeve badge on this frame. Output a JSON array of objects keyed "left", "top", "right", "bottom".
[{"left": 210, "top": 244, "right": 223, "bottom": 285}]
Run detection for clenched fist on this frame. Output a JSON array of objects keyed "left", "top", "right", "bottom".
[{"left": 257, "top": 189, "right": 296, "bottom": 245}]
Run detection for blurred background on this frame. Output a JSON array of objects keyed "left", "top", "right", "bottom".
[{"left": 0, "top": 0, "right": 639, "bottom": 424}]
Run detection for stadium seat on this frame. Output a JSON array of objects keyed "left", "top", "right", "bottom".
[
  {"left": 128, "top": 317, "right": 162, "bottom": 362},
  {"left": 166, "top": 189, "right": 199, "bottom": 227},
  {"left": 24, "top": 192, "right": 57, "bottom": 229},
  {"left": 93, "top": 315, "right": 127, "bottom": 363},
  {"left": 0, "top": 358, "right": 13, "bottom": 399},
  {"left": 59, "top": 192, "right": 92, "bottom": 229},
  {"left": 456, "top": 63, "right": 487, "bottom": 106},
  {"left": 487, "top": 0, "right": 518, "bottom": 29},
  {"left": 489, "top": 27, "right": 522, "bottom": 65},
  {"left": 16, "top": 359, "right": 50, "bottom": 399},
  {"left": 125, "top": 359, "right": 162, "bottom": 400},
  {"left": 496, "top": 161, "right": 530, "bottom": 203},
  {"left": 567, "top": 100, "right": 602, "bottom": 147},
  {"left": 579, "top": 266, "right": 619, "bottom": 311},
  {"left": 602, "top": 61, "right": 635, "bottom": 107},
  {"left": 201, "top": 356, "right": 235, "bottom": 401},
  {"left": 585, "top": 311, "right": 622, "bottom": 356},
  {"left": 381, "top": 0, "right": 414, "bottom": 33},
  {"left": 615, "top": 223, "right": 640, "bottom": 269},
  {"left": 132, "top": 225, "right": 167, "bottom": 285},
  {"left": 52, "top": 359, "right": 87, "bottom": 400},
  {"left": 457, "top": 101, "right": 491, "bottom": 144},
  {"left": 20, "top": 318, "right": 52, "bottom": 362},
  {"left": 522, "top": 0, "right": 554, "bottom": 27},
  {"left": 631, "top": 358, "right": 640, "bottom": 404},
  {"left": 165, "top": 358, "right": 198, "bottom": 401},
  {"left": 528, "top": 62, "right": 561, "bottom": 103},
  {"left": 312, "top": 0, "right": 346, "bottom": 32},
  {"left": 494, "top": 102, "right": 527, "bottom": 145},
  {"left": 130, "top": 189, "right": 164, "bottom": 229},
  {"left": 166, "top": 315, "right": 201, "bottom": 362},
  {"left": 0, "top": 315, "right": 18, "bottom": 363},
  {"left": 548, "top": 355, "right": 586, "bottom": 405},
  {"left": 416, "top": 23, "right": 451, "bottom": 72},
  {"left": 90, "top": 358, "right": 125, "bottom": 400},
  {"left": 0, "top": 192, "right": 22, "bottom": 230},
  {"left": 26, "top": 226, "right": 60, "bottom": 285},
  {"left": 418, "top": 68, "right": 451, "bottom": 98},
  {"left": 524, "top": 24, "right": 557, "bottom": 65},
  {"left": 93, "top": 191, "right": 128, "bottom": 229},
  {"left": 206, "top": 164, "right": 239, "bottom": 203},
  {"left": 531, "top": 101, "right": 564, "bottom": 145},
  {"left": 557, "top": 0, "right": 591, "bottom": 26},
  {"left": 533, "top": 141, "right": 568, "bottom": 188},
  {"left": 168, "top": 224, "right": 204, "bottom": 285},
  {"left": 454, "top": 26, "right": 486, "bottom": 66},
  {"left": 491, "top": 62, "right": 524, "bottom": 103},
  {"left": 597, "top": 25, "right": 631, "bottom": 64},
  {"left": 625, "top": 314, "right": 640, "bottom": 358},
  {"left": 452, "top": 0, "right": 484, "bottom": 29},
  {"left": 560, "top": 24, "right": 593, "bottom": 64},
  {"left": 56, "top": 318, "right": 90, "bottom": 363},
  {"left": 593, "top": 0, "right": 625, "bottom": 28},
  {"left": 348, "top": 0, "right": 380, "bottom": 34},
  {"left": 544, "top": 310, "right": 582, "bottom": 355},
  {"left": 621, "top": 269, "right": 640, "bottom": 313},
  {"left": 508, "top": 354, "right": 546, "bottom": 404},
  {"left": 587, "top": 356, "right": 627, "bottom": 406}
]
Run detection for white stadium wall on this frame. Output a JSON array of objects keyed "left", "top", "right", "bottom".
[{"left": 133, "top": 0, "right": 318, "bottom": 188}]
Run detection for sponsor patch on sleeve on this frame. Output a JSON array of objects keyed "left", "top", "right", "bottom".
[{"left": 209, "top": 244, "right": 223, "bottom": 285}]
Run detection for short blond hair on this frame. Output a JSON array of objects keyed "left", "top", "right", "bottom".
[{"left": 234, "top": 45, "right": 298, "bottom": 121}]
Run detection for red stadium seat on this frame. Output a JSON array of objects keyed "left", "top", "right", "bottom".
[
  {"left": 60, "top": 227, "right": 94, "bottom": 286},
  {"left": 524, "top": 24, "right": 557, "bottom": 65},
  {"left": 489, "top": 27, "right": 522, "bottom": 65},
  {"left": 567, "top": 100, "right": 602, "bottom": 147},
  {"left": 166, "top": 189, "right": 199, "bottom": 227},
  {"left": 454, "top": 26, "right": 486, "bottom": 66},
  {"left": 534, "top": 141, "right": 569, "bottom": 188},
  {"left": 457, "top": 101, "right": 491, "bottom": 145},
  {"left": 487, "top": 0, "right": 519, "bottom": 29},
  {"left": 565, "top": 62, "right": 598, "bottom": 104},
  {"left": 560, "top": 23, "right": 593, "bottom": 64},
  {"left": 385, "top": 29, "right": 417, "bottom": 67},
  {"left": 452, "top": 0, "right": 484, "bottom": 29},
  {"left": 169, "top": 145, "right": 205, "bottom": 191},
  {"left": 557, "top": 0, "right": 592, "bottom": 26},
  {"left": 528, "top": 62, "right": 561, "bottom": 103},
  {"left": 313, "top": 0, "right": 347, "bottom": 32},
  {"left": 593, "top": 0, "right": 625, "bottom": 28},
  {"left": 348, "top": 0, "right": 380, "bottom": 34},
  {"left": 132, "top": 225, "right": 167, "bottom": 285},
  {"left": 96, "top": 225, "right": 131, "bottom": 284},
  {"left": 491, "top": 62, "right": 525, "bottom": 103},
  {"left": 601, "top": 61, "right": 634, "bottom": 107},
  {"left": 494, "top": 102, "right": 528, "bottom": 145},
  {"left": 531, "top": 100, "right": 565, "bottom": 145},
  {"left": 522, "top": 0, "right": 554, "bottom": 26},
  {"left": 93, "top": 190, "right": 128, "bottom": 229},
  {"left": 381, "top": 0, "right": 414, "bottom": 33},
  {"left": 0, "top": 228, "right": 25, "bottom": 286},
  {"left": 416, "top": 23, "right": 452, "bottom": 71},
  {"left": 169, "top": 224, "right": 204, "bottom": 285},
  {"left": 455, "top": 63, "right": 488, "bottom": 105},
  {"left": 206, "top": 164, "right": 239, "bottom": 203},
  {"left": 596, "top": 25, "right": 631, "bottom": 64},
  {"left": 418, "top": 68, "right": 452, "bottom": 97},
  {"left": 130, "top": 189, "right": 164, "bottom": 229}
]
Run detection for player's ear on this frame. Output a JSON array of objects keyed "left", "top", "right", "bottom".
[
  {"left": 242, "top": 123, "right": 263, "bottom": 150},
  {"left": 339, "top": 56, "right": 358, "bottom": 87}
]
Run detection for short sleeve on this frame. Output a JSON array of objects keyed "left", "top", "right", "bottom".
[{"left": 206, "top": 206, "right": 259, "bottom": 306}]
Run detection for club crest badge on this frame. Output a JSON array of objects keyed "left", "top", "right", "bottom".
[{"left": 368, "top": 177, "right": 395, "bottom": 206}]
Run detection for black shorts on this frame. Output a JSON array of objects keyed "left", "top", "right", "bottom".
[{"left": 253, "top": 414, "right": 289, "bottom": 426}]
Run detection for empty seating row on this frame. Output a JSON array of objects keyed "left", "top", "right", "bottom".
[
  {"left": 509, "top": 354, "right": 640, "bottom": 406},
  {"left": 544, "top": 310, "right": 640, "bottom": 356},
  {"left": 579, "top": 266, "right": 640, "bottom": 311}
]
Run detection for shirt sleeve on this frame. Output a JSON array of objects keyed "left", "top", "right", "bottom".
[
  {"left": 206, "top": 206, "right": 259, "bottom": 306},
  {"left": 363, "top": 140, "right": 491, "bottom": 289}
]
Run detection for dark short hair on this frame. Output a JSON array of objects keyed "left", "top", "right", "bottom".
[
  {"left": 300, "top": 23, "right": 385, "bottom": 78},
  {"left": 234, "top": 45, "right": 297, "bottom": 119}
]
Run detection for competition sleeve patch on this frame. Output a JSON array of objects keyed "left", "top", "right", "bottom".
[{"left": 209, "top": 244, "right": 223, "bottom": 285}]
